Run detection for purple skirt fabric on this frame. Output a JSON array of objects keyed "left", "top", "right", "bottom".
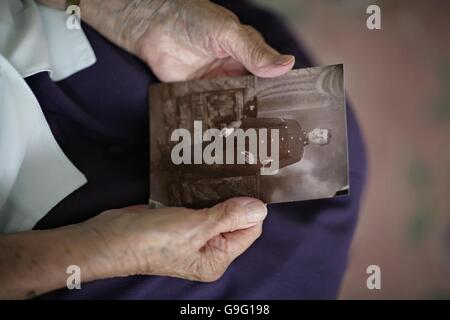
[{"left": 27, "top": 0, "right": 367, "bottom": 299}]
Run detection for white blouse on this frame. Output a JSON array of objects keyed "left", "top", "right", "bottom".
[{"left": 0, "top": 0, "right": 96, "bottom": 233}]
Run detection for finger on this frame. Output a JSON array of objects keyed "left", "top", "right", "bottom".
[
  {"left": 220, "top": 24, "right": 295, "bottom": 78},
  {"left": 222, "top": 222, "right": 263, "bottom": 260},
  {"left": 190, "top": 57, "right": 247, "bottom": 80},
  {"left": 220, "top": 58, "right": 248, "bottom": 77},
  {"left": 204, "top": 197, "right": 267, "bottom": 238},
  {"left": 197, "top": 222, "right": 263, "bottom": 281}
]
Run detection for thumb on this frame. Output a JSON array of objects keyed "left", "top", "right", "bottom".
[
  {"left": 220, "top": 24, "right": 295, "bottom": 78},
  {"left": 205, "top": 197, "right": 267, "bottom": 236}
]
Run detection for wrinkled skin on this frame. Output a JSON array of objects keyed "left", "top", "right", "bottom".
[
  {"left": 76, "top": 0, "right": 295, "bottom": 81},
  {"left": 135, "top": 0, "right": 295, "bottom": 81},
  {"left": 83, "top": 198, "right": 267, "bottom": 282}
]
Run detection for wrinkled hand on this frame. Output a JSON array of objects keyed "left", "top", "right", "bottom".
[
  {"left": 77, "top": 0, "right": 295, "bottom": 81},
  {"left": 137, "top": 0, "right": 295, "bottom": 81},
  {"left": 83, "top": 197, "right": 267, "bottom": 281}
]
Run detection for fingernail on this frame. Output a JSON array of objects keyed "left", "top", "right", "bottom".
[
  {"left": 273, "top": 54, "right": 295, "bottom": 66},
  {"left": 245, "top": 200, "right": 268, "bottom": 223}
]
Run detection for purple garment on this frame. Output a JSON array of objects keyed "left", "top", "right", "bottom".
[{"left": 28, "top": 0, "right": 366, "bottom": 299}]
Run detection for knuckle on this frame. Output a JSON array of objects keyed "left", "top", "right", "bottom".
[
  {"left": 222, "top": 21, "right": 256, "bottom": 42},
  {"left": 248, "top": 44, "right": 266, "bottom": 63},
  {"left": 190, "top": 210, "right": 212, "bottom": 244},
  {"left": 221, "top": 20, "right": 242, "bottom": 44},
  {"left": 241, "top": 24, "right": 263, "bottom": 39},
  {"left": 220, "top": 200, "right": 241, "bottom": 230},
  {"left": 195, "top": 208, "right": 210, "bottom": 222},
  {"left": 206, "top": 201, "right": 227, "bottom": 223}
]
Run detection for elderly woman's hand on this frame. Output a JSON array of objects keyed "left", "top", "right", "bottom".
[
  {"left": 74, "top": 0, "right": 295, "bottom": 81},
  {"left": 0, "top": 197, "right": 266, "bottom": 299},
  {"left": 84, "top": 197, "right": 267, "bottom": 281}
]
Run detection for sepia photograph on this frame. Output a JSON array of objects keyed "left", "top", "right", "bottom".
[{"left": 149, "top": 64, "right": 348, "bottom": 207}]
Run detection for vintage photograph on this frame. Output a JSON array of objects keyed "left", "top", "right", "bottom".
[{"left": 149, "top": 64, "right": 348, "bottom": 208}]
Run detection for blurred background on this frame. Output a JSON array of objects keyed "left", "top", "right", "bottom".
[{"left": 253, "top": 0, "right": 450, "bottom": 299}]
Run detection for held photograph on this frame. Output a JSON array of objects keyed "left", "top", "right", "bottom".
[{"left": 149, "top": 64, "right": 348, "bottom": 208}]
